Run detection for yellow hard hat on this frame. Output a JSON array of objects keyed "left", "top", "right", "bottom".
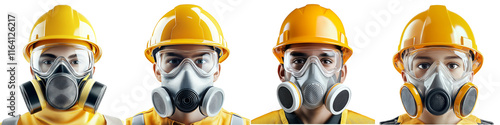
[
  {"left": 145, "top": 4, "right": 229, "bottom": 63},
  {"left": 24, "top": 5, "right": 102, "bottom": 62},
  {"left": 393, "top": 5, "right": 483, "bottom": 74},
  {"left": 273, "top": 4, "right": 353, "bottom": 64}
]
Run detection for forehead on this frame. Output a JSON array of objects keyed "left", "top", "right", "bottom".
[
  {"left": 40, "top": 46, "right": 81, "bottom": 57},
  {"left": 413, "top": 49, "right": 460, "bottom": 60},
  {"left": 287, "top": 43, "right": 339, "bottom": 53},
  {"left": 160, "top": 45, "right": 213, "bottom": 51}
]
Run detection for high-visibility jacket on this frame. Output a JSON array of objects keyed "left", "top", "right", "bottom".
[
  {"left": 252, "top": 109, "right": 374, "bottom": 124},
  {"left": 126, "top": 108, "right": 250, "bottom": 125},
  {"left": 380, "top": 114, "right": 493, "bottom": 125}
]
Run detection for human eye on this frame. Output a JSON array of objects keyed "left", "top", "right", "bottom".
[
  {"left": 41, "top": 59, "right": 54, "bottom": 65},
  {"left": 417, "top": 62, "right": 431, "bottom": 69},
  {"left": 71, "top": 60, "right": 80, "bottom": 65},
  {"left": 167, "top": 58, "right": 182, "bottom": 64},
  {"left": 195, "top": 59, "right": 207, "bottom": 64},
  {"left": 43, "top": 60, "right": 53, "bottom": 65},
  {"left": 447, "top": 63, "right": 460, "bottom": 69},
  {"left": 292, "top": 58, "right": 306, "bottom": 64},
  {"left": 321, "top": 58, "right": 333, "bottom": 64}
]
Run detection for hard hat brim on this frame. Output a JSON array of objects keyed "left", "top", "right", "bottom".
[{"left": 24, "top": 36, "right": 102, "bottom": 63}]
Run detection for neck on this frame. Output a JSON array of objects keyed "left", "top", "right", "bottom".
[
  {"left": 418, "top": 109, "right": 460, "bottom": 124},
  {"left": 169, "top": 108, "right": 207, "bottom": 124},
  {"left": 293, "top": 105, "right": 333, "bottom": 124}
]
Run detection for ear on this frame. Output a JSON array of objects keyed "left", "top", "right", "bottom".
[
  {"left": 278, "top": 64, "right": 286, "bottom": 82},
  {"left": 340, "top": 64, "right": 347, "bottom": 83},
  {"left": 469, "top": 72, "right": 474, "bottom": 82},
  {"left": 30, "top": 67, "right": 34, "bottom": 76},
  {"left": 153, "top": 63, "right": 162, "bottom": 82},
  {"left": 401, "top": 71, "right": 407, "bottom": 82},
  {"left": 213, "top": 64, "right": 221, "bottom": 82}
]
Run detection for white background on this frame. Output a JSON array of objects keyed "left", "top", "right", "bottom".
[{"left": 1, "top": 0, "right": 499, "bottom": 123}]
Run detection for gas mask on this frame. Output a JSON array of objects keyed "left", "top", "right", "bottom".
[
  {"left": 151, "top": 49, "right": 224, "bottom": 118},
  {"left": 19, "top": 44, "right": 106, "bottom": 113},
  {"left": 277, "top": 48, "right": 350, "bottom": 115},
  {"left": 400, "top": 47, "right": 478, "bottom": 119}
]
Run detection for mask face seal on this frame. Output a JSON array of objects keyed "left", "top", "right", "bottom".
[
  {"left": 400, "top": 47, "right": 478, "bottom": 118},
  {"left": 151, "top": 49, "right": 224, "bottom": 117},
  {"left": 277, "top": 48, "right": 350, "bottom": 115}
]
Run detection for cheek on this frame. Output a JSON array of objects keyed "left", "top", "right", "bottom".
[
  {"left": 284, "top": 71, "right": 291, "bottom": 79},
  {"left": 413, "top": 69, "right": 426, "bottom": 78},
  {"left": 40, "top": 65, "right": 50, "bottom": 72},
  {"left": 450, "top": 70, "right": 465, "bottom": 79}
]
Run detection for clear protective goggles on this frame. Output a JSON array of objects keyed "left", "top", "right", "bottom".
[
  {"left": 403, "top": 47, "right": 473, "bottom": 81},
  {"left": 30, "top": 44, "right": 94, "bottom": 76},
  {"left": 283, "top": 48, "right": 343, "bottom": 77},
  {"left": 155, "top": 49, "right": 218, "bottom": 77}
]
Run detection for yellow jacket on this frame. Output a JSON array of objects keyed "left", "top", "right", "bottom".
[
  {"left": 252, "top": 109, "right": 374, "bottom": 124},
  {"left": 380, "top": 114, "right": 493, "bottom": 124},
  {"left": 0, "top": 105, "right": 121, "bottom": 125},
  {"left": 126, "top": 108, "right": 250, "bottom": 125}
]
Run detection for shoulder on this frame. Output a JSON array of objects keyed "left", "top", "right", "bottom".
[
  {"left": 343, "top": 109, "right": 375, "bottom": 124},
  {"left": 251, "top": 109, "right": 286, "bottom": 124},
  {"left": 126, "top": 108, "right": 156, "bottom": 125},
  {"left": 15, "top": 112, "right": 39, "bottom": 124},
  {"left": 102, "top": 114, "right": 122, "bottom": 125},
  {"left": 3, "top": 112, "right": 50, "bottom": 125},
  {"left": 480, "top": 119, "right": 494, "bottom": 125},
  {"left": 1, "top": 115, "right": 20, "bottom": 125},
  {"left": 217, "top": 109, "right": 251, "bottom": 125},
  {"left": 464, "top": 115, "right": 494, "bottom": 125},
  {"left": 380, "top": 116, "right": 400, "bottom": 125},
  {"left": 380, "top": 114, "right": 424, "bottom": 124}
]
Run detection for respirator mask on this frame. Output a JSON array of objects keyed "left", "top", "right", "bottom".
[
  {"left": 20, "top": 44, "right": 106, "bottom": 113},
  {"left": 151, "top": 49, "right": 224, "bottom": 118},
  {"left": 277, "top": 47, "right": 350, "bottom": 115},
  {"left": 400, "top": 47, "right": 477, "bottom": 119}
]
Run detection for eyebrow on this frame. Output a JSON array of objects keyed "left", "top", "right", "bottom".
[
  {"left": 165, "top": 53, "right": 183, "bottom": 58},
  {"left": 290, "top": 52, "right": 307, "bottom": 57},
  {"left": 414, "top": 56, "right": 462, "bottom": 60},
  {"left": 40, "top": 53, "right": 57, "bottom": 58},
  {"left": 68, "top": 54, "right": 78, "bottom": 58},
  {"left": 194, "top": 52, "right": 210, "bottom": 57},
  {"left": 445, "top": 56, "right": 461, "bottom": 59},
  {"left": 319, "top": 52, "right": 335, "bottom": 57},
  {"left": 414, "top": 56, "right": 431, "bottom": 60}
]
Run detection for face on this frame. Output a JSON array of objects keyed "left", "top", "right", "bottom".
[
  {"left": 410, "top": 49, "right": 466, "bottom": 79},
  {"left": 279, "top": 43, "right": 347, "bottom": 83},
  {"left": 36, "top": 45, "right": 92, "bottom": 73},
  {"left": 154, "top": 45, "right": 220, "bottom": 82}
]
